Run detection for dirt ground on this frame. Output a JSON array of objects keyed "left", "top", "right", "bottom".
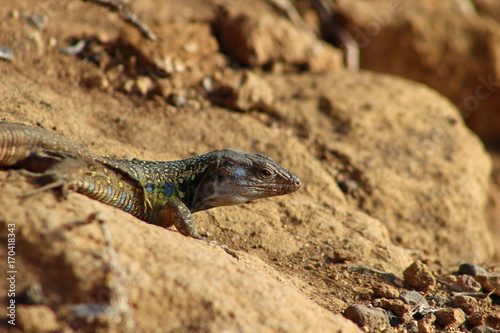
[{"left": 0, "top": 0, "right": 499, "bottom": 332}]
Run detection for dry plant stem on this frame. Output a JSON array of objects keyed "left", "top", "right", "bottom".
[
  {"left": 314, "top": 0, "right": 359, "bottom": 70},
  {"left": 82, "top": 0, "right": 157, "bottom": 41}
]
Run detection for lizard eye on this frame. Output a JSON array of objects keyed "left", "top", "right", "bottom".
[{"left": 259, "top": 168, "right": 272, "bottom": 178}]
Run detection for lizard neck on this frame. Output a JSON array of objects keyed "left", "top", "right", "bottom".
[
  {"left": 166, "top": 151, "right": 223, "bottom": 212},
  {"left": 131, "top": 151, "right": 223, "bottom": 213}
]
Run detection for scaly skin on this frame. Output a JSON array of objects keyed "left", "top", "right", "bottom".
[{"left": 0, "top": 122, "right": 301, "bottom": 239}]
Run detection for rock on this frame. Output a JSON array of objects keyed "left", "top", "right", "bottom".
[
  {"left": 335, "top": 0, "right": 500, "bottom": 141},
  {"left": 18, "top": 305, "right": 60, "bottom": 332},
  {"left": 404, "top": 261, "right": 436, "bottom": 292},
  {"left": 373, "top": 298, "right": 411, "bottom": 323},
  {"left": 440, "top": 274, "right": 482, "bottom": 293},
  {"left": 265, "top": 71, "right": 493, "bottom": 265},
  {"left": 435, "top": 308, "right": 466, "bottom": 328},
  {"left": 472, "top": 325, "right": 500, "bottom": 333},
  {"left": 458, "top": 263, "right": 487, "bottom": 276},
  {"left": 469, "top": 312, "right": 500, "bottom": 329},
  {"left": 475, "top": 273, "right": 500, "bottom": 296},
  {"left": 81, "top": 72, "right": 110, "bottom": 90},
  {"left": 418, "top": 313, "right": 436, "bottom": 333},
  {"left": 234, "top": 71, "right": 275, "bottom": 111},
  {"left": 0, "top": 189, "right": 362, "bottom": 333},
  {"left": 372, "top": 283, "right": 399, "bottom": 299},
  {"left": 215, "top": 4, "right": 343, "bottom": 71},
  {"left": 452, "top": 295, "right": 478, "bottom": 315},
  {"left": 343, "top": 304, "right": 390, "bottom": 331},
  {"left": 119, "top": 21, "right": 221, "bottom": 86},
  {"left": 399, "top": 291, "right": 429, "bottom": 307},
  {"left": 135, "top": 76, "right": 154, "bottom": 96}
]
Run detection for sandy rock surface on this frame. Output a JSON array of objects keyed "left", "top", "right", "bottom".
[{"left": 0, "top": 0, "right": 499, "bottom": 332}]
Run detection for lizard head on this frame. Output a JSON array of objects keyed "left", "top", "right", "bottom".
[{"left": 188, "top": 149, "right": 301, "bottom": 212}]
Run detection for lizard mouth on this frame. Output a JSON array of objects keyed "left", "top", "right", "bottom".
[{"left": 261, "top": 176, "right": 301, "bottom": 195}]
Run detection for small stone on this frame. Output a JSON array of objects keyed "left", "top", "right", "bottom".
[
  {"left": 472, "top": 325, "right": 499, "bottom": 333},
  {"left": 202, "top": 76, "right": 214, "bottom": 92},
  {"left": 234, "top": 71, "right": 274, "bottom": 112},
  {"left": 457, "top": 274, "right": 483, "bottom": 292},
  {"left": 452, "top": 295, "right": 478, "bottom": 315},
  {"left": 418, "top": 313, "right": 436, "bottom": 333},
  {"left": 11, "top": 9, "right": 20, "bottom": 19},
  {"left": 81, "top": 73, "right": 109, "bottom": 90},
  {"left": 375, "top": 298, "right": 411, "bottom": 322},
  {"left": 440, "top": 274, "right": 482, "bottom": 293},
  {"left": 24, "top": 12, "right": 48, "bottom": 30},
  {"left": 172, "top": 60, "right": 186, "bottom": 73},
  {"left": 435, "top": 308, "right": 466, "bottom": 327},
  {"left": 18, "top": 305, "right": 60, "bottom": 332},
  {"left": 458, "top": 263, "right": 487, "bottom": 276},
  {"left": 183, "top": 42, "right": 198, "bottom": 53},
  {"left": 372, "top": 283, "right": 399, "bottom": 299},
  {"left": 343, "top": 304, "right": 390, "bottom": 331},
  {"left": 475, "top": 273, "right": 500, "bottom": 296},
  {"left": 407, "top": 319, "right": 419, "bottom": 332},
  {"left": 135, "top": 76, "right": 154, "bottom": 96},
  {"left": 404, "top": 260, "right": 436, "bottom": 292},
  {"left": 155, "top": 56, "right": 174, "bottom": 74},
  {"left": 157, "top": 79, "right": 173, "bottom": 98},
  {"left": 48, "top": 37, "right": 57, "bottom": 47},
  {"left": 399, "top": 291, "right": 429, "bottom": 307},
  {"left": 0, "top": 44, "right": 14, "bottom": 61},
  {"left": 122, "top": 79, "right": 135, "bottom": 94},
  {"left": 168, "top": 93, "right": 187, "bottom": 107},
  {"left": 337, "top": 179, "right": 359, "bottom": 194}
]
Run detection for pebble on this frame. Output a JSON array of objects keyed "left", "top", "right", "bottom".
[
  {"left": 458, "top": 263, "right": 487, "bottom": 276},
  {"left": 337, "top": 179, "right": 359, "bottom": 194},
  {"left": 183, "top": 42, "right": 198, "bottom": 53},
  {"left": 24, "top": 12, "right": 48, "bottom": 30},
  {"left": 343, "top": 304, "right": 390, "bottom": 331},
  {"left": 435, "top": 308, "right": 466, "bottom": 327},
  {"left": 418, "top": 313, "right": 436, "bottom": 333},
  {"left": 452, "top": 295, "right": 478, "bottom": 315},
  {"left": 373, "top": 298, "right": 411, "bottom": 322},
  {"left": 468, "top": 311, "right": 500, "bottom": 328},
  {"left": 202, "top": 76, "right": 214, "bottom": 92},
  {"left": 168, "top": 93, "right": 187, "bottom": 107},
  {"left": 399, "top": 291, "right": 429, "bottom": 307},
  {"left": 474, "top": 273, "right": 500, "bottom": 296},
  {"left": 440, "top": 274, "right": 482, "bottom": 293},
  {"left": 0, "top": 45, "right": 14, "bottom": 61},
  {"left": 135, "top": 76, "right": 154, "bottom": 96},
  {"left": 472, "top": 325, "right": 499, "bottom": 333},
  {"left": 404, "top": 260, "right": 436, "bottom": 292},
  {"left": 17, "top": 305, "right": 60, "bottom": 332},
  {"left": 372, "top": 283, "right": 399, "bottom": 299}
]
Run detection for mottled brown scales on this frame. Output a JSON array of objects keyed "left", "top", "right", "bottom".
[{"left": 0, "top": 122, "right": 301, "bottom": 240}]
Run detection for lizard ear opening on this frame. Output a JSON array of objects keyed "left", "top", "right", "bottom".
[{"left": 217, "top": 167, "right": 229, "bottom": 183}]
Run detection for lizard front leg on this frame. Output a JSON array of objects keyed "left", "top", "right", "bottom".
[
  {"left": 157, "top": 200, "right": 239, "bottom": 259},
  {"left": 158, "top": 200, "right": 202, "bottom": 239}
]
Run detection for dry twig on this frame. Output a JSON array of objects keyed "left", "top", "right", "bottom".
[{"left": 82, "top": 0, "right": 157, "bottom": 41}]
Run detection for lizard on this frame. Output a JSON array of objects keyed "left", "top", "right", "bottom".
[{"left": 0, "top": 122, "right": 301, "bottom": 242}]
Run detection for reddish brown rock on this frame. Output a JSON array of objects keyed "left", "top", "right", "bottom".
[
  {"left": 435, "top": 308, "right": 466, "bottom": 328},
  {"left": 343, "top": 304, "right": 390, "bottom": 331},
  {"left": 215, "top": 4, "right": 343, "bottom": 71},
  {"left": 404, "top": 261, "right": 436, "bottom": 292}
]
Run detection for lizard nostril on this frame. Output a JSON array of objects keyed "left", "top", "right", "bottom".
[{"left": 295, "top": 178, "right": 301, "bottom": 187}]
